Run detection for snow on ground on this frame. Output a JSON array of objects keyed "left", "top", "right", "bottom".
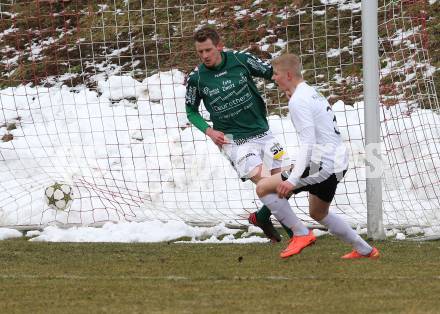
[
  {"left": 0, "top": 67, "right": 439, "bottom": 241},
  {"left": 0, "top": 222, "right": 332, "bottom": 243},
  {"left": 28, "top": 221, "right": 259, "bottom": 243},
  {"left": 0, "top": 228, "right": 22, "bottom": 240}
]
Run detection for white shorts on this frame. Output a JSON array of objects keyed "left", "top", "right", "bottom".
[{"left": 221, "top": 131, "right": 289, "bottom": 181}]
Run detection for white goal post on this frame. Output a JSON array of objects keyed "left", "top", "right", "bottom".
[
  {"left": 362, "top": 0, "right": 386, "bottom": 239},
  {"left": 0, "top": 0, "right": 439, "bottom": 238}
]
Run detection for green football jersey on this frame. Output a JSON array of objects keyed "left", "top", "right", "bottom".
[{"left": 185, "top": 50, "right": 273, "bottom": 140}]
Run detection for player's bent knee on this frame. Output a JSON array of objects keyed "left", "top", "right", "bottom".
[
  {"left": 256, "top": 180, "right": 269, "bottom": 198},
  {"left": 248, "top": 165, "right": 264, "bottom": 184}
]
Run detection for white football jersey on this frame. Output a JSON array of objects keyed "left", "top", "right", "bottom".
[{"left": 287, "top": 82, "right": 348, "bottom": 186}]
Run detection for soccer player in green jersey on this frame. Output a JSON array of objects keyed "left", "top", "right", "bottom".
[{"left": 185, "top": 26, "right": 293, "bottom": 242}]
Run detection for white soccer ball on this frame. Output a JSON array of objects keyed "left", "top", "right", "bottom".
[{"left": 44, "top": 182, "right": 74, "bottom": 211}]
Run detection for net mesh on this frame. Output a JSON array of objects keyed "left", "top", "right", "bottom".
[{"left": 0, "top": 0, "right": 438, "bottom": 235}]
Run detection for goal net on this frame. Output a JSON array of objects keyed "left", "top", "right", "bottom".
[{"left": 0, "top": 0, "right": 439, "bottom": 236}]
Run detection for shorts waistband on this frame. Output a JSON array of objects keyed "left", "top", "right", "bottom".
[{"left": 233, "top": 131, "right": 268, "bottom": 145}]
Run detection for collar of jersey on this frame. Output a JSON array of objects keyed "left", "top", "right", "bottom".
[{"left": 204, "top": 51, "right": 226, "bottom": 71}]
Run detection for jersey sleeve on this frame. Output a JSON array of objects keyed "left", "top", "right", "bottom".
[
  {"left": 185, "top": 73, "right": 210, "bottom": 133},
  {"left": 287, "top": 98, "right": 316, "bottom": 185},
  {"left": 235, "top": 52, "right": 273, "bottom": 80},
  {"left": 185, "top": 73, "right": 201, "bottom": 109},
  {"left": 287, "top": 126, "right": 316, "bottom": 186}
]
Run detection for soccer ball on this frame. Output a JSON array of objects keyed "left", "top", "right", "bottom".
[{"left": 44, "top": 182, "right": 74, "bottom": 211}]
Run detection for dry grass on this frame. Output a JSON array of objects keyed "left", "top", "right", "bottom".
[{"left": 1, "top": 235, "right": 440, "bottom": 313}]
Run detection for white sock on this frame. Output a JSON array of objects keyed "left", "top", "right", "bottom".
[
  {"left": 319, "top": 212, "right": 372, "bottom": 255},
  {"left": 260, "top": 194, "right": 309, "bottom": 236}
]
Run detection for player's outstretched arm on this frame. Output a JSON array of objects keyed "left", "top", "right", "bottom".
[
  {"left": 256, "top": 170, "right": 297, "bottom": 199},
  {"left": 185, "top": 105, "right": 227, "bottom": 147},
  {"left": 186, "top": 104, "right": 209, "bottom": 133}
]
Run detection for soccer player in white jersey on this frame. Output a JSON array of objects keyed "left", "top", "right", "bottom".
[{"left": 256, "top": 53, "right": 379, "bottom": 259}]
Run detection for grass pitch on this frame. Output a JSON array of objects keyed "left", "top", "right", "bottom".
[{"left": 1, "top": 235, "right": 440, "bottom": 314}]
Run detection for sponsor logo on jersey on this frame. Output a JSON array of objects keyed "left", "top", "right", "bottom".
[
  {"left": 203, "top": 87, "right": 220, "bottom": 97},
  {"left": 221, "top": 79, "right": 235, "bottom": 92},
  {"left": 210, "top": 85, "right": 252, "bottom": 113},
  {"left": 186, "top": 85, "right": 197, "bottom": 106},
  {"left": 215, "top": 71, "right": 228, "bottom": 77},
  {"left": 238, "top": 72, "right": 248, "bottom": 84},
  {"left": 270, "top": 143, "right": 285, "bottom": 160},
  {"left": 237, "top": 152, "right": 256, "bottom": 165},
  {"left": 246, "top": 58, "right": 268, "bottom": 73}
]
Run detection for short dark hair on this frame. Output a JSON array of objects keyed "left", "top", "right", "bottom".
[{"left": 193, "top": 26, "right": 221, "bottom": 45}]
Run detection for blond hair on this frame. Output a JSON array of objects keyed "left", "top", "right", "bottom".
[{"left": 272, "top": 54, "right": 302, "bottom": 78}]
